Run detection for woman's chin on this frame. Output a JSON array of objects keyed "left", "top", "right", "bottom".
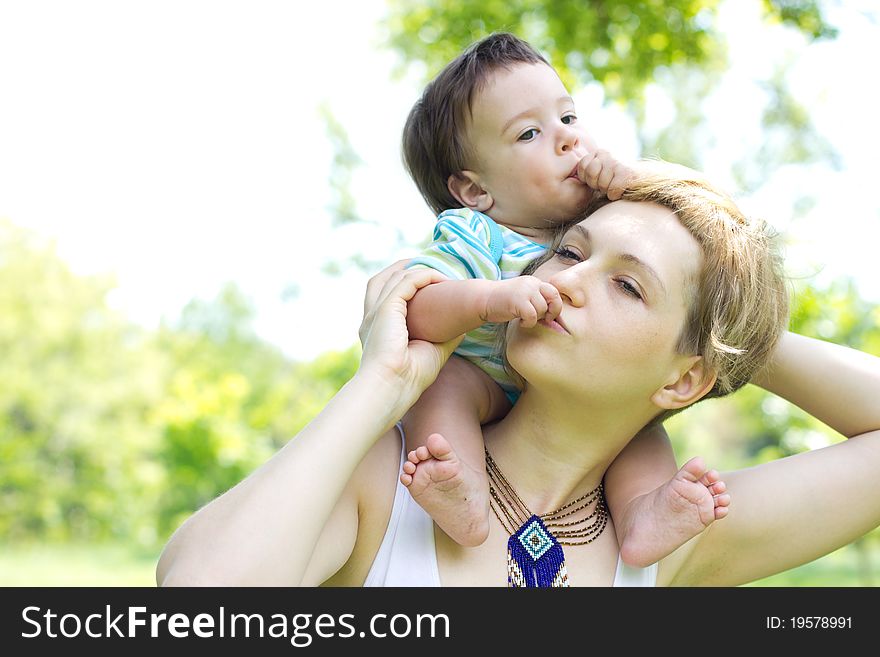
[
  {"left": 507, "top": 342, "right": 575, "bottom": 388},
  {"left": 506, "top": 328, "right": 546, "bottom": 365}
]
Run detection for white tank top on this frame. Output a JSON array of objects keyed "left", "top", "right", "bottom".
[{"left": 364, "top": 426, "right": 657, "bottom": 587}]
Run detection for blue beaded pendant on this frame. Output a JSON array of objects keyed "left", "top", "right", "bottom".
[{"left": 507, "top": 515, "right": 569, "bottom": 587}]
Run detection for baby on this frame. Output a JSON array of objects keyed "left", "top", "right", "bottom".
[{"left": 399, "top": 33, "right": 727, "bottom": 567}]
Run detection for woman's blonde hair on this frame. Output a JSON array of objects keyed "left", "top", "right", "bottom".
[{"left": 507, "top": 168, "right": 790, "bottom": 419}]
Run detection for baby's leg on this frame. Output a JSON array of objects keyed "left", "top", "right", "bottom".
[
  {"left": 604, "top": 424, "right": 731, "bottom": 567},
  {"left": 400, "top": 355, "right": 511, "bottom": 547}
]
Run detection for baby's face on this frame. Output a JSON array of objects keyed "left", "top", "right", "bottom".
[{"left": 465, "top": 63, "right": 599, "bottom": 230}]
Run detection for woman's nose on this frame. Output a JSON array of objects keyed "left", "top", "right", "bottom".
[{"left": 548, "top": 266, "right": 586, "bottom": 307}]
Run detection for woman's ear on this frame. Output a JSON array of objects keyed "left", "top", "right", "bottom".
[
  {"left": 651, "top": 355, "right": 717, "bottom": 410},
  {"left": 447, "top": 172, "right": 493, "bottom": 212}
]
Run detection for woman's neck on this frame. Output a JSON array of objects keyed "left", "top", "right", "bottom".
[{"left": 483, "top": 385, "right": 653, "bottom": 513}]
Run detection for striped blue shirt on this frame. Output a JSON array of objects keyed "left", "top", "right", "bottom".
[{"left": 407, "top": 208, "right": 547, "bottom": 400}]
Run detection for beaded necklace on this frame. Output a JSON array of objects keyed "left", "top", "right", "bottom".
[{"left": 486, "top": 447, "right": 608, "bottom": 587}]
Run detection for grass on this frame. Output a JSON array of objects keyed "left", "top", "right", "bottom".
[
  {"left": 0, "top": 543, "right": 162, "bottom": 587},
  {"left": 0, "top": 540, "right": 875, "bottom": 587}
]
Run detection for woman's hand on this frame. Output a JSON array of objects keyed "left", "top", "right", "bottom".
[{"left": 358, "top": 261, "right": 462, "bottom": 396}]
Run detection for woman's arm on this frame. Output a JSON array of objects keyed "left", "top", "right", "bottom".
[
  {"left": 663, "top": 332, "right": 880, "bottom": 586},
  {"left": 751, "top": 331, "right": 880, "bottom": 438},
  {"left": 157, "top": 373, "right": 408, "bottom": 586},
  {"left": 157, "top": 267, "right": 461, "bottom": 586}
]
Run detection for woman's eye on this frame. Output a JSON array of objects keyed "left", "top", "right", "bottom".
[
  {"left": 617, "top": 279, "right": 643, "bottom": 300},
  {"left": 561, "top": 114, "right": 577, "bottom": 125},
  {"left": 518, "top": 128, "right": 538, "bottom": 141},
  {"left": 553, "top": 247, "right": 581, "bottom": 262}
]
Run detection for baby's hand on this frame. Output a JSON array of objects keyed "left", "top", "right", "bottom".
[
  {"left": 481, "top": 276, "right": 562, "bottom": 328},
  {"left": 576, "top": 150, "right": 636, "bottom": 201}
]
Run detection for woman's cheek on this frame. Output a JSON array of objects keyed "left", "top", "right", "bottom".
[
  {"left": 504, "top": 328, "right": 543, "bottom": 377},
  {"left": 596, "top": 319, "right": 666, "bottom": 371}
]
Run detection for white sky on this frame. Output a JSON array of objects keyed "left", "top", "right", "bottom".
[{"left": 1, "top": 0, "right": 878, "bottom": 361}]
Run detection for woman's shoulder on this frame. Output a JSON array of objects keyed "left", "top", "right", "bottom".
[
  {"left": 354, "top": 427, "right": 404, "bottom": 508},
  {"left": 320, "top": 427, "right": 402, "bottom": 586}
]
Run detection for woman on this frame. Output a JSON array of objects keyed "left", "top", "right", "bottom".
[{"left": 156, "top": 172, "right": 880, "bottom": 587}]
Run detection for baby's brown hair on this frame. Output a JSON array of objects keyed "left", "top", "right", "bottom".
[{"left": 402, "top": 33, "right": 548, "bottom": 215}]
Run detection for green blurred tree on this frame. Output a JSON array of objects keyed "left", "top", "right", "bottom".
[
  {"left": 0, "top": 220, "right": 362, "bottom": 548},
  {"left": 317, "top": 102, "right": 410, "bottom": 277},
  {"left": 384, "top": 0, "right": 834, "bottom": 106},
  {"left": 151, "top": 284, "right": 360, "bottom": 539},
  {"left": 0, "top": 221, "right": 165, "bottom": 546}
]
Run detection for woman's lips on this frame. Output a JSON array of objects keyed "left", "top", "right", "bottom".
[{"left": 538, "top": 317, "right": 569, "bottom": 335}]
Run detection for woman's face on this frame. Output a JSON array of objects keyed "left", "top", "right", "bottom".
[{"left": 507, "top": 200, "right": 704, "bottom": 407}]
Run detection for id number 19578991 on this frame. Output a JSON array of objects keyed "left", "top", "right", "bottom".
[{"left": 766, "top": 617, "right": 852, "bottom": 629}]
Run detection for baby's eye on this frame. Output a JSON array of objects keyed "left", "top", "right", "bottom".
[
  {"left": 553, "top": 246, "right": 582, "bottom": 262},
  {"left": 561, "top": 114, "right": 577, "bottom": 125},
  {"left": 518, "top": 128, "right": 538, "bottom": 142}
]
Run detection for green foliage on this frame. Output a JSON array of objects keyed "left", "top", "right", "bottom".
[
  {"left": 732, "top": 59, "right": 841, "bottom": 193},
  {"left": 319, "top": 102, "right": 365, "bottom": 229},
  {"left": 318, "top": 103, "right": 407, "bottom": 276},
  {"left": 762, "top": 0, "right": 838, "bottom": 40},
  {"left": 0, "top": 221, "right": 166, "bottom": 545},
  {"left": 385, "top": 1, "right": 835, "bottom": 100},
  {"left": 0, "top": 221, "right": 361, "bottom": 548},
  {"left": 152, "top": 285, "right": 359, "bottom": 539},
  {"left": 385, "top": 0, "right": 728, "bottom": 104},
  {"left": 637, "top": 64, "right": 717, "bottom": 167},
  {"left": 789, "top": 279, "right": 880, "bottom": 349}
]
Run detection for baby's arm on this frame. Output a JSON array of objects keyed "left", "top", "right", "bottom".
[
  {"left": 405, "top": 208, "right": 559, "bottom": 342},
  {"left": 604, "top": 424, "right": 729, "bottom": 567},
  {"left": 400, "top": 355, "right": 511, "bottom": 547},
  {"left": 406, "top": 276, "right": 562, "bottom": 343}
]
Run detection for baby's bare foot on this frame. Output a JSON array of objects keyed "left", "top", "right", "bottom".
[
  {"left": 618, "top": 456, "right": 730, "bottom": 568},
  {"left": 400, "top": 433, "right": 490, "bottom": 547}
]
